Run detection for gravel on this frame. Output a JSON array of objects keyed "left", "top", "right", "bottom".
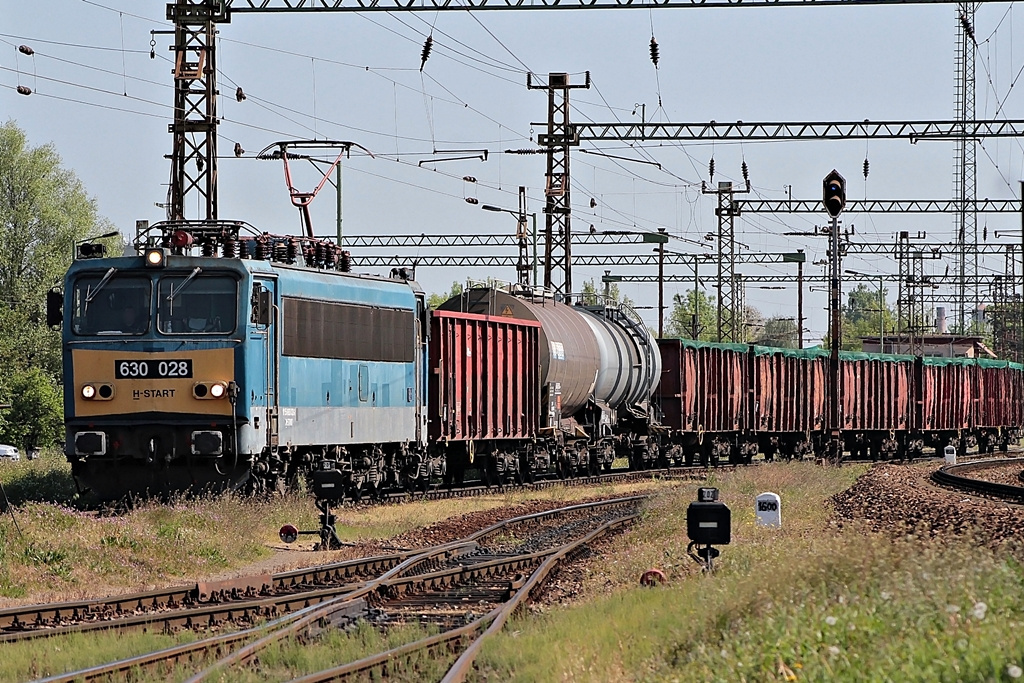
[{"left": 831, "top": 461, "right": 1024, "bottom": 546}]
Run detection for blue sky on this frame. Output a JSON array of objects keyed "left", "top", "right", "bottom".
[{"left": 3, "top": 1, "right": 1024, "bottom": 341}]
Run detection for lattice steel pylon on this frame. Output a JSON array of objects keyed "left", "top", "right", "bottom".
[
  {"left": 954, "top": 2, "right": 979, "bottom": 332},
  {"left": 167, "top": 0, "right": 223, "bottom": 221},
  {"left": 529, "top": 72, "right": 589, "bottom": 297},
  {"left": 989, "top": 246, "right": 1022, "bottom": 361},
  {"left": 896, "top": 231, "right": 939, "bottom": 355},
  {"left": 702, "top": 181, "right": 750, "bottom": 342}
]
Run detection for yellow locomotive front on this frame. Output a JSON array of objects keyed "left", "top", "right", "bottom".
[{"left": 61, "top": 251, "right": 247, "bottom": 499}]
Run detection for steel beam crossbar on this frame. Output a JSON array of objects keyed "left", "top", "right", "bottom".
[
  {"left": 603, "top": 273, "right": 1024, "bottom": 285},
  {"left": 563, "top": 119, "right": 1024, "bottom": 142},
  {"left": 736, "top": 199, "right": 1021, "bottom": 213},
  {"left": 338, "top": 232, "right": 688, "bottom": 247},
  {"left": 222, "top": 0, "right": 1015, "bottom": 11},
  {"left": 351, "top": 252, "right": 804, "bottom": 267}
]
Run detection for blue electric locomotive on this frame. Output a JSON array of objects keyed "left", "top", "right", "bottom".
[{"left": 52, "top": 221, "right": 427, "bottom": 500}]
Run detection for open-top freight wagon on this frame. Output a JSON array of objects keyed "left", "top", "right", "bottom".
[{"left": 655, "top": 339, "right": 1024, "bottom": 464}]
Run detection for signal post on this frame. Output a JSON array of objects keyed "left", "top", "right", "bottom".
[{"left": 824, "top": 170, "right": 846, "bottom": 463}]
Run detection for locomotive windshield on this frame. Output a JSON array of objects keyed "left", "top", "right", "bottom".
[
  {"left": 157, "top": 274, "right": 237, "bottom": 334},
  {"left": 71, "top": 274, "right": 152, "bottom": 335}
]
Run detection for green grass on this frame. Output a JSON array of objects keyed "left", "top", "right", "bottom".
[
  {"left": 0, "top": 618, "right": 450, "bottom": 682},
  {"left": 0, "top": 466, "right": 664, "bottom": 604},
  {"left": 474, "top": 462, "right": 1024, "bottom": 682},
  {"left": 206, "top": 622, "right": 452, "bottom": 683},
  {"left": 0, "top": 629, "right": 206, "bottom": 682},
  {"left": 0, "top": 448, "right": 78, "bottom": 507}
]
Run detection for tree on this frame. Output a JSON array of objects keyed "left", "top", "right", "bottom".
[
  {"left": 426, "top": 281, "right": 463, "bottom": 309},
  {"left": 824, "top": 283, "right": 897, "bottom": 351},
  {"left": 664, "top": 289, "right": 716, "bottom": 341},
  {"left": 579, "top": 278, "right": 634, "bottom": 308},
  {"left": 754, "top": 316, "right": 799, "bottom": 348},
  {"left": 0, "top": 121, "right": 115, "bottom": 380}
]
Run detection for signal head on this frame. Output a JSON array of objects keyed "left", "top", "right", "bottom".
[{"left": 822, "top": 169, "right": 846, "bottom": 218}]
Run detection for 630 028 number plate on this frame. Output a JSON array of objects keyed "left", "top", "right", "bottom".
[{"left": 115, "top": 359, "right": 193, "bottom": 379}]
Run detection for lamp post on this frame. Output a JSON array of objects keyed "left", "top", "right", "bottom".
[
  {"left": 482, "top": 186, "right": 537, "bottom": 287},
  {"left": 846, "top": 270, "right": 887, "bottom": 352}
]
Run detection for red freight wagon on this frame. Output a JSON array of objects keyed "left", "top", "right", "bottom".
[
  {"left": 429, "top": 310, "right": 540, "bottom": 442},
  {"left": 918, "top": 358, "right": 975, "bottom": 436},
  {"left": 840, "top": 354, "right": 913, "bottom": 459},
  {"left": 973, "top": 360, "right": 1024, "bottom": 452},
  {"left": 657, "top": 339, "right": 749, "bottom": 464},
  {"left": 752, "top": 347, "right": 827, "bottom": 460}
]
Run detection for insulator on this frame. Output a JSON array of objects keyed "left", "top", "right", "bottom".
[
  {"left": 420, "top": 34, "right": 433, "bottom": 72},
  {"left": 234, "top": 142, "right": 244, "bottom": 157},
  {"left": 649, "top": 37, "right": 660, "bottom": 68},
  {"left": 202, "top": 242, "right": 215, "bottom": 257},
  {"left": 741, "top": 161, "right": 749, "bottom": 184},
  {"left": 196, "top": 156, "right": 204, "bottom": 172},
  {"left": 18, "top": 45, "right": 34, "bottom": 56},
  {"left": 256, "top": 237, "right": 270, "bottom": 260},
  {"left": 463, "top": 176, "right": 477, "bottom": 183},
  {"left": 590, "top": 197, "right": 597, "bottom": 208},
  {"left": 465, "top": 197, "right": 479, "bottom": 205},
  {"left": 16, "top": 85, "right": 31, "bottom": 96},
  {"left": 315, "top": 242, "right": 326, "bottom": 266},
  {"left": 708, "top": 157, "right": 715, "bottom": 181},
  {"left": 222, "top": 239, "right": 237, "bottom": 258},
  {"left": 340, "top": 250, "right": 351, "bottom": 272},
  {"left": 325, "top": 245, "right": 338, "bottom": 269},
  {"left": 959, "top": 12, "right": 975, "bottom": 42},
  {"left": 273, "top": 240, "right": 289, "bottom": 263},
  {"left": 235, "top": 86, "right": 246, "bottom": 102},
  {"left": 506, "top": 149, "right": 544, "bottom": 155},
  {"left": 287, "top": 238, "right": 299, "bottom": 263},
  {"left": 863, "top": 158, "right": 870, "bottom": 179},
  {"left": 984, "top": 226, "right": 988, "bottom": 241}
]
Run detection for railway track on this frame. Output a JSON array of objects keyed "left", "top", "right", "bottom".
[
  {"left": 373, "top": 463, "right": 720, "bottom": 503},
  {"left": 930, "top": 458, "right": 1024, "bottom": 503},
  {"left": 25, "top": 496, "right": 645, "bottom": 683}
]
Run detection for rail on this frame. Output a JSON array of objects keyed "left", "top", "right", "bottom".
[
  {"left": 38, "top": 496, "right": 647, "bottom": 682},
  {"left": 930, "top": 458, "right": 1024, "bottom": 503}
]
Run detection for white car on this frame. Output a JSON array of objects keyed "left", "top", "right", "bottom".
[{"left": 0, "top": 445, "right": 20, "bottom": 462}]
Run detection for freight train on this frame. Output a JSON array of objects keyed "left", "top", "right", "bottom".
[
  {"left": 50, "top": 220, "right": 662, "bottom": 500},
  {"left": 50, "top": 220, "right": 1023, "bottom": 501}
]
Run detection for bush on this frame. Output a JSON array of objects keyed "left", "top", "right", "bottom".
[{"left": 0, "top": 367, "right": 63, "bottom": 451}]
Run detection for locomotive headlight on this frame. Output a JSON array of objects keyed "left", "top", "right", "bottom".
[
  {"left": 82, "top": 383, "right": 114, "bottom": 400},
  {"left": 144, "top": 248, "right": 167, "bottom": 268},
  {"left": 193, "top": 381, "right": 229, "bottom": 399}
]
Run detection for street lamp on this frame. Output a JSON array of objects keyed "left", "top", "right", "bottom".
[
  {"left": 845, "top": 270, "right": 887, "bottom": 352},
  {"left": 481, "top": 186, "right": 536, "bottom": 287}
]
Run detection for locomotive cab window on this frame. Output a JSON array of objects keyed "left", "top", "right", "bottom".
[
  {"left": 71, "top": 274, "right": 152, "bottom": 336},
  {"left": 157, "top": 274, "right": 237, "bottom": 335}
]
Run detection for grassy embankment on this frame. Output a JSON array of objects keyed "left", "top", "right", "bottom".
[
  {"left": 0, "top": 451, "right": 661, "bottom": 680},
  {"left": 474, "top": 463, "right": 1024, "bottom": 682},
  {"left": 0, "top": 452, "right": 660, "bottom": 603}
]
